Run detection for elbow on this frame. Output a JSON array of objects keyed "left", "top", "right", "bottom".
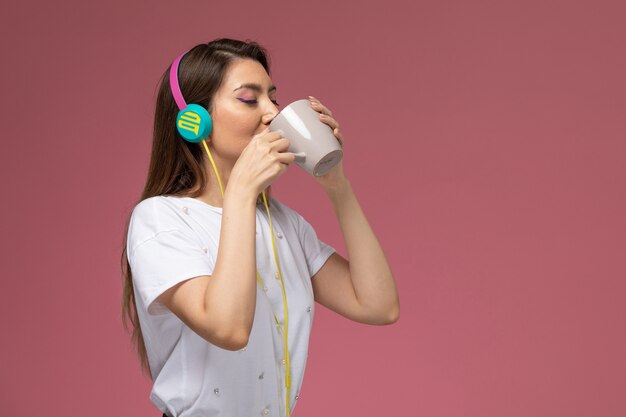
[
  {"left": 229, "top": 334, "right": 250, "bottom": 351},
  {"left": 384, "top": 305, "right": 400, "bottom": 325},
  {"left": 217, "top": 334, "right": 249, "bottom": 351},
  {"left": 387, "top": 293, "right": 401, "bottom": 324},
  {"left": 209, "top": 327, "right": 250, "bottom": 351},
  {"left": 360, "top": 301, "right": 400, "bottom": 325},
  {"left": 225, "top": 328, "right": 251, "bottom": 351},
  {"left": 364, "top": 307, "right": 400, "bottom": 325},
  {"left": 388, "top": 310, "right": 400, "bottom": 324}
]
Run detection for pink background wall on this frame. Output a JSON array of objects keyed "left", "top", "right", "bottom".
[{"left": 1, "top": 0, "right": 624, "bottom": 416}]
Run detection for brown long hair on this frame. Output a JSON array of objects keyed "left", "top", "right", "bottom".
[{"left": 121, "top": 38, "right": 273, "bottom": 378}]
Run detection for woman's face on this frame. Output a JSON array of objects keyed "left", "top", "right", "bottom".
[{"left": 208, "top": 58, "right": 280, "bottom": 162}]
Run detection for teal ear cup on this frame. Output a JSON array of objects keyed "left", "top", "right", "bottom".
[{"left": 175, "top": 103, "right": 213, "bottom": 143}]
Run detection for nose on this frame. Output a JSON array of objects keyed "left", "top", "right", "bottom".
[{"left": 263, "top": 106, "right": 280, "bottom": 125}]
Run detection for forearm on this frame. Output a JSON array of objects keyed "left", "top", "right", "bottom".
[
  {"left": 325, "top": 180, "right": 400, "bottom": 321},
  {"left": 205, "top": 186, "right": 258, "bottom": 343}
]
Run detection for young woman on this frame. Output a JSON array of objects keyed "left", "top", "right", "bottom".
[{"left": 121, "top": 38, "right": 399, "bottom": 417}]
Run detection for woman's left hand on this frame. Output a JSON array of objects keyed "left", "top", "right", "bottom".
[{"left": 308, "top": 96, "right": 348, "bottom": 191}]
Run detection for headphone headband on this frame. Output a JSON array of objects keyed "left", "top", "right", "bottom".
[
  {"left": 169, "top": 49, "right": 212, "bottom": 143},
  {"left": 170, "top": 51, "right": 188, "bottom": 110}
]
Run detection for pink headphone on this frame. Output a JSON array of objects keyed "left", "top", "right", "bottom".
[{"left": 170, "top": 51, "right": 213, "bottom": 143}]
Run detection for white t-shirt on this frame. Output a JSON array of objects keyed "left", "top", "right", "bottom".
[{"left": 126, "top": 195, "right": 335, "bottom": 417}]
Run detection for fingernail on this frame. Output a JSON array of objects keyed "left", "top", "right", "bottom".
[{"left": 308, "top": 96, "right": 315, "bottom": 100}]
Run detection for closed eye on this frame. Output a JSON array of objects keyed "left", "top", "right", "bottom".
[{"left": 239, "top": 98, "right": 279, "bottom": 106}]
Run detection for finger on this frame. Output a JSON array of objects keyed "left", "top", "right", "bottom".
[
  {"left": 319, "top": 113, "right": 339, "bottom": 130},
  {"left": 293, "top": 152, "right": 306, "bottom": 162},
  {"left": 252, "top": 127, "right": 271, "bottom": 140},
  {"left": 258, "top": 129, "right": 284, "bottom": 142},
  {"left": 270, "top": 137, "right": 291, "bottom": 152},
  {"left": 276, "top": 151, "right": 296, "bottom": 165},
  {"left": 334, "top": 129, "right": 344, "bottom": 147},
  {"left": 308, "top": 97, "right": 333, "bottom": 116}
]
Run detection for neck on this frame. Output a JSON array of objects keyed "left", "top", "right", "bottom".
[{"left": 195, "top": 151, "right": 233, "bottom": 208}]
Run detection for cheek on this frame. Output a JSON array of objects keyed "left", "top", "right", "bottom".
[
  {"left": 233, "top": 118, "right": 258, "bottom": 138},
  {"left": 213, "top": 105, "right": 258, "bottom": 140}
]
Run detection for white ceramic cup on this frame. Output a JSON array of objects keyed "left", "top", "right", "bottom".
[{"left": 269, "top": 99, "right": 343, "bottom": 176}]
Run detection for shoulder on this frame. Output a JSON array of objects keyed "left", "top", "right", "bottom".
[
  {"left": 130, "top": 195, "right": 182, "bottom": 227},
  {"left": 268, "top": 197, "right": 318, "bottom": 237},
  {"left": 269, "top": 197, "right": 303, "bottom": 226},
  {"left": 127, "top": 195, "right": 193, "bottom": 249}
]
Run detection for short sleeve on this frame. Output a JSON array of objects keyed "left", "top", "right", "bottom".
[
  {"left": 296, "top": 214, "right": 336, "bottom": 278},
  {"left": 129, "top": 229, "right": 214, "bottom": 315}
]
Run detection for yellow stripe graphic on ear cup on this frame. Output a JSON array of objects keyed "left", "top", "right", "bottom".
[{"left": 178, "top": 111, "right": 201, "bottom": 135}]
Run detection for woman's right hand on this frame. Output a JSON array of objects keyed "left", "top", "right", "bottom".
[{"left": 229, "top": 127, "right": 296, "bottom": 198}]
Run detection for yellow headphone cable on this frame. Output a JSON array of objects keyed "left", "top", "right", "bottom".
[{"left": 200, "top": 139, "right": 293, "bottom": 417}]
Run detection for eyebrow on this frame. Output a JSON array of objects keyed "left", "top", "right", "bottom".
[{"left": 233, "top": 83, "right": 277, "bottom": 93}]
